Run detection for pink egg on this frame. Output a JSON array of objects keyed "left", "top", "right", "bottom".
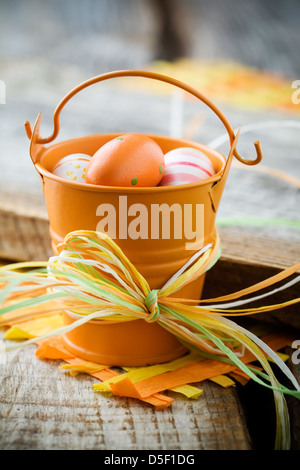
[
  {"left": 159, "top": 147, "right": 215, "bottom": 186},
  {"left": 52, "top": 154, "right": 92, "bottom": 183}
]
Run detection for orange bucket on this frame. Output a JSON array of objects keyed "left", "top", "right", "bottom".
[{"left": 25, "top": 70, "right": 262, "bottom": 366}]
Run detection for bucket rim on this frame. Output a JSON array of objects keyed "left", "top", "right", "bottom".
[{"left": 35, "top": 132, "right": 227, "bottom": 193}]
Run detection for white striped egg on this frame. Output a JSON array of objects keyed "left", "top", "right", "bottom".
[
  {"left": 52, "top": 154, "right": 92, "bottom": 183},
  {"left": 159, "top": 147, "right": 215, "bottom": 186}
]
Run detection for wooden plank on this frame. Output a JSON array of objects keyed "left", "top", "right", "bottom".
[
  {"left": 204, "top": 257, "right": 300, "bottom": 330},
  {"left": 1, "top": 205, "right": 299, "bottom": 268},
  {"left": 0, "top": 206, "right": 52, "bottom": 262},
  {"left": 0, "top": 342, "right": 252, "bottom": 450}
]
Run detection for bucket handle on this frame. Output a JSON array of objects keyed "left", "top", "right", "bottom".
[{"left": 25, "top": 69, "right": 262, "bottom": 166}]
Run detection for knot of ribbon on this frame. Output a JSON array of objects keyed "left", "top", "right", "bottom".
[{"left": 144, "top": 290, "right": 160, "bottom": 323}]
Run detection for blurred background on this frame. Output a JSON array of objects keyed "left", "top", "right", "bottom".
[
  {"left": 1, "top": 0, "right": 299, "bottom": 140},
  {"left": 0, "top": 0, "right": 300, "bottom": 261},
  {"left": 1, "top": 0, "right": 300, "bottom": 76}
]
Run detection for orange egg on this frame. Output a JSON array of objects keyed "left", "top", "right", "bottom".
[{"left": 85, "top": 134, "right": 165, "bottom": 187}]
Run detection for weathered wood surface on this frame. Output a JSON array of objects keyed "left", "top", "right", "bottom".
[{"left": 1, "top": 0, "right": 300, "bottom": 452}]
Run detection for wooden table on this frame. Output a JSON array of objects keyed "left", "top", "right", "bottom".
[{"left": 1, "top": 67, "right": 300, "bottom": 451}]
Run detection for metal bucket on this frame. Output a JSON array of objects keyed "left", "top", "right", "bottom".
[{"left": 25, "top": 70, "right": 262, "bottom": 366}]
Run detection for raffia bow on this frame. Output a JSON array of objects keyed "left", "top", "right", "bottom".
[{"left": 1, "top": 229, "right": 300, "bottom": 449}]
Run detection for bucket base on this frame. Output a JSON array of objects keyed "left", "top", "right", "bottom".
[{"left": 62, "top": 312, "right": 188, "bottom": 367}]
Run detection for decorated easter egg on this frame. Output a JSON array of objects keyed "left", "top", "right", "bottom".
[
  {"left": 85, "top": 134, "right": 165, "bottom": 187},
  {"left": 159, "top": 147, "right": 215, "bottom": 186},
  {"left": 52, "top": 154, "right": 92, "bottom": 183}
]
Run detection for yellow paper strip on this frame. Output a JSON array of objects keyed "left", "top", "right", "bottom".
[
  {"left": 59, "top": 362, "right": 110, "bottom": 375},
  {"left": 4, "top": 314, "right": 64, "bottom": 339},
  {"left": 209, "top": 374, "right": 236, "bottom": 388},
  {"left": 93, "top": 352, "right": 203, "bottom": 392}
]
